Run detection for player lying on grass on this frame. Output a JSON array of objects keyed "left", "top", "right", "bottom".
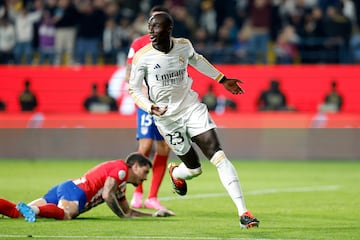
[
  {"left": 128, "top": 13, "right": 259, "bottom": 228},
  {"left": 0, "top": 153, "right": 174, "bottom": 222}
]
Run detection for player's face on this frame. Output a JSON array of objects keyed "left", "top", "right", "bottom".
[
  {"left": 131, "top": 163, "right": 150, "bottom": 187},
  {"left": 148, "top": 15, "right": 169, "bottom": 46}
]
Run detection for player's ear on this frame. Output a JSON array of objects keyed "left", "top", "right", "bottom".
[{"left": 132, "top": 162, "right": 140, "bottom": 172}]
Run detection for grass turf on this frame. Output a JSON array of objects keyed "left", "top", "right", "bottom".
[{"left": 0, "top": 159, "right": 359, "bottom": 240}]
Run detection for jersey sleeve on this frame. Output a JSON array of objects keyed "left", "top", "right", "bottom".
[
  {"left": 126, "top": 43, "right": 136, "bottom": 65},
  {"left": 187, "top": 40, "right": 225, "bottom": 82},
  {"left": 128, "top": 57, "right": 153, "bottom": 113},
  {"left": 127, "top": 35, "right": 150, "bottom": 65}
]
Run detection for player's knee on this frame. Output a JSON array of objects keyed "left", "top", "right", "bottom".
[
  {"left": 188, "top": 167, "right": 202, "bottom": 179},
  {"left": 210, "top": 150, "right": 227, "bottom": 167}
]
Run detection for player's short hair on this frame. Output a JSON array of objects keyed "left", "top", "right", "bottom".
[
  {"left": 126, "top": 152, "right": 152, "bottom": 168},
  {"left": 150, "top": 5, "right": 169, "bottom": 14},
  {"left": 149, "top": 12, "right": 174, "bottom": 27}
]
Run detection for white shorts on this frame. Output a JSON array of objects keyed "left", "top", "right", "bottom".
[{"left": 154, "top": 102, "right": 216, "bottom": 156}]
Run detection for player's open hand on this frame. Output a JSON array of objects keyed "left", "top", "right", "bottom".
[
  {"left": 150, "top": 105, "right": 168, "bottom": 116},
  {"left": 221, "top": 78, "right": 244, "bottom": 95},
  {"left": 152, "top": 209, "right": 175, "bottom": 217}
]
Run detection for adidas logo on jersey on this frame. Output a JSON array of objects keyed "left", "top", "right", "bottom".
[{"left": 154, "top": 64, "right": 161, "bottom": 69}]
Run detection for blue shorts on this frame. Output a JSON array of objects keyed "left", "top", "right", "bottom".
[
  {"left": 136, "top": 108, "right": 164, "bottom": 141},
  {"left": 43, "top": 180, "right": 87, "bottom": 213}
]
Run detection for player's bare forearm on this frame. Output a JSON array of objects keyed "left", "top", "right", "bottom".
[
  {"left": 106, "top": 195, "right": 128, "bottom": 218},
  {"left": 220, "top": 77, "right": 245, "bottom": 95},
  {"left": 102, "top": 177, "right": 127, "bottom": 218}
]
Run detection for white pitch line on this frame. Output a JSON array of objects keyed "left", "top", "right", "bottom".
[
  {"left": 0, "top": 235, "right": 298, "bottom": 240},
  {"left": 159, "top": 185, "right": 340, "bottom": 201},
  {"left": 0, "top": 186, "right": 337, "bottom": 240}
]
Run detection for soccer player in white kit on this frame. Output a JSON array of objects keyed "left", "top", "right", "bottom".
[{"left": 128, "top": 12, "right": 259, "bottom": 229}]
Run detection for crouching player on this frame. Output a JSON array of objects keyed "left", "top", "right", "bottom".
[{"left": 0, "top": 153, "right": 174, "bottom": 222}]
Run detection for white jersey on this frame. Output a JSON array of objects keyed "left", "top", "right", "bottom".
[{"left": 128, "top": 37, "right": 224, "bottom": 117}]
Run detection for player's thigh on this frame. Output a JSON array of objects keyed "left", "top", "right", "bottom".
[
  {"left": 155, "top": 119, "right": 191, "bottom": 156},
  {"left": 56, "top": 180, "right": 86, "bottom": 218},
  {"left": 58, "top": 199, "right": 79, "bottom": 219},
  {"left": 187, "top": 103, "right": 216, "bottom": 138}
]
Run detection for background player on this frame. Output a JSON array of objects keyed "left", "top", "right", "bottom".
[
  {"left": 0, "top": 153, "right": 174, "bottom": 221},
  {"left": 128, "top": 13, "right": 259, "bottom": 229},
  {"left": 125, "top": 6, "right": 170, "bottom": 211}
]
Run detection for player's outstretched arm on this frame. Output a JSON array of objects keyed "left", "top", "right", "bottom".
[
  {"left": 103, "top": 177, "right": 174, "bottom": 218},
  {"left": 126, "top": 206, "right": 175, "bottom": 218},
  {"left": 103, "top": 177, "right": 128, "bottom": 218},
  {"left": 220, "top": 77, "right": 245, "bottom": 95}
]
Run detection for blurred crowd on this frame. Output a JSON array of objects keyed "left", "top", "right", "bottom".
[{"left": 1, "top": 0, "right": 360, "bottom": 65}]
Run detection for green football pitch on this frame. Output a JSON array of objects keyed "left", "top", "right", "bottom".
[{"left": 0, "top": 159, "right": 359, "bottom": 240}]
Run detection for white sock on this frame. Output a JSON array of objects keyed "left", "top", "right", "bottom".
[
  {"left": 173, "top": 162, "right": 199, "bottom": 180},
  {"left": 31, "top": 206, "right": 40, "bottom": 215},
  {"left": 210, "top": 150, "right": 247, "bottom": 216}
]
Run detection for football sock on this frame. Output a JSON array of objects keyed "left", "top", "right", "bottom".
[
  {"left": 210, "top": 150, "right": 247, "bottom": 216},
  {"left": 37, "top": 204, "right": 65, "bottom": 220},
  {"left": 148, "top": 153, "right": 168, "bottom": 199},
  {"left": 134, "top": 183, "right": 143, "bottom": 194},
  {"left": 172, "top": 162, "right": 202, "bottom": 180},
  {"left": 0, "top": 198, "right": 20, "bottom": 218}
]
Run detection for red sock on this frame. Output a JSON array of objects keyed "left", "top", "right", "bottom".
[
  {"left": 134, "top": 182, "right": 143, "bottom": 193},
  {"left": 148, "top": 154, "right": 168, "bottom": 198},
  {"left": 38, "top": 204, "right": 65, "bottom": 220},
  {"left": 0, "top": 198, "right": 20, "bottom": 218}
]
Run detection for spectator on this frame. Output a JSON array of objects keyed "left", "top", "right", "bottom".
[
  {"left": 246, "top": 0, "right": 272, "bottom": 64},
  {"left": 0, "top": 17, "right": 16, "bottom": 64},
  {"left": 19, "top": 79, "right": 38, "bottom": 111},
  {"left": 0, "top": 97, "right": 5, "bottom": 111},
  {"left": 99, "top": 83, "right": 118, "bottom": 112},
  {"left": 274, "top": 25, "right": 299, "bottom": 64},
  {"left": 233, "top": 23, "right": 251, "bottom": 63},
  {"left": 197, "top": 0, "right": 218, "bottom": 39},
  {"left": 170, "top": 5, "right": 194, "bottom": 39},
  {"left": 341, "top": 0, "right": 357, "bottom": 26},
  {"left": 83, "top": 83, "right": 101, "bottom": 112},
  {"left": 102, "top": 18, "right": 121, "bottom": 64},
  {"left": 75, "top": 0, "right": 106, "bottom": 65},
  {"left": 319, "top": 80, "right": 343, "bottom": 112},
  {"left": 192, "top": 27, "right": 213, "bottom": 61},
  {"left": 298, "top": 6, "right": 325, "bottom": 63},
  {"left": 37, "top": 10, "right": 55, "bottom": 64},
  {"left": 201, "top": 83, "right": 218, "bottom": 111},
  {"left": 211, "top": 16, "right": 238, "bottom": 63},
  {"left": 322, "top": 5, "right": 352, "bottom": 63},
  {"left": 53, "top": 0, "right": 79, "bottom": 65},
  {"left": 112, "top": 15, "right": 133, "bottom": 65},
  {"left": 350, "top": 27, "right": 360, "bottom": 63},
  {"left": 131, "top": 12, "right": 148, "bottom": 36},
  {"left": 257, "top": 79, "right": 291, "bottom": 111},
  {"left": 9, "top": 6, "right": 42, "bottom": 64}
]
